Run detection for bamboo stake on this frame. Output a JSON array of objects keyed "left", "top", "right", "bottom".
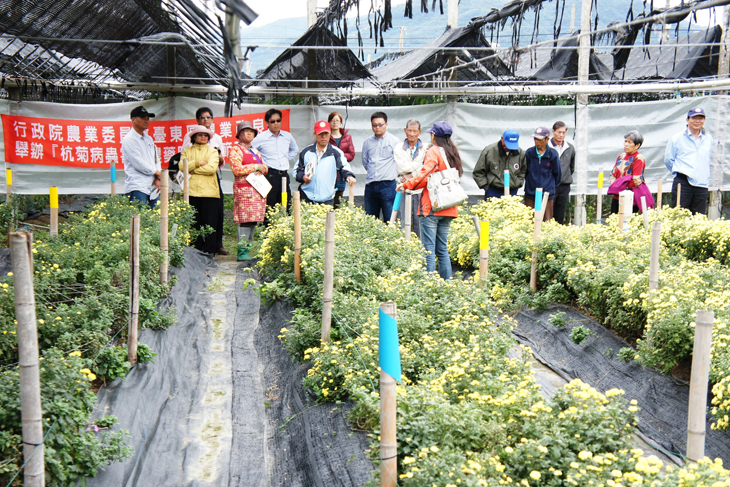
[
  {"left": 182, "top": 158, "right": 189, "bottom": 203},
  {"left": 389, "top": 191, "right": 402, "bottom": 224},
  {"left": 504, "top": 170, "right": 510, "bottom": 197},
  {"left": 596, "top": 168, "right": 604, "bottom": 222},
  {"left": 618, "top": 192, "right": 626, "bottom": 232},
  {"left": 348, "top": 183, "right": 355, "bottom": 207},
  {"left": 110, "top": 161, "right": 117, "bottom": 195},
  {"left": 128, "top": 215, "right": 140, "bottom": 365},
  {"left": 686, "top": 310, "right": 715, "bottom": 461},
  {"left": 640, "top": 196, "right": 649, "bottom": 229},
  {"left": 49, "top": 186, "right": 59, "bottom": 237},
  {"left": 530, "top": 189, "right": 549, "bottom": 292},
  {"left": 709, "top": 189, "right": 721, "bottom": 221},
  {"left": 676, "top": 183, "right": 682, "bottom": 208},
  {"left": 160, "top": 171, "right": 169, "bottom": 284},
  {"left": 657, "top": 179, "right": 663, "bottom": 209},
  {"left": 6, "top": 168, "right": 13, "bottom": 233},
  {"left": 321, "top": 210, "right": 335, "bottom": 343},
  {"left": 281, "top": 176, "right": 288, "bottom": 210},
  {"left": 649, "top": 221, "right": 661, "bottom": 292},
  {"left": 10, "top": 232, "right": 45, "bottom": 487},
  {"left": 404, "top": 191, "right": 412, "bottom": 242},
  {"left": 379, "top": 301, "right": 398, "bottom": 487},
  {"left": 479, "top": 221, "right": 489, "bottom": 283},
  {"left": 293, "top": 192, "right": 302, "bottom": 282},
  {"left": 471, "top": 215, "right": 481, "bottom": 237}
]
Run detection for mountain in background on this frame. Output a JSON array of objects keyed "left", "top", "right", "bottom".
[{"left": 238, "top": 0, "right": 704, "bottom": 77}]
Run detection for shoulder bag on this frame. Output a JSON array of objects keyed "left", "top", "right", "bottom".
[{"left": 427, "top": 148, "right": 468, "bottom": 211}]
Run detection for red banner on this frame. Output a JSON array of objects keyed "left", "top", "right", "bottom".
[{"left": 1, "top": 110, "right": 290, "bottom": 169}]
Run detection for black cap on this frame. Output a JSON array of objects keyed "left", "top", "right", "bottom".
[{"left": 130, "top": 106, "right": 155, "bottom": 119}]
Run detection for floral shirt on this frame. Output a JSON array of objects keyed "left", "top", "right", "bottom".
[{"left": 611, "top": 151, "right": 645, "bottom": 189}]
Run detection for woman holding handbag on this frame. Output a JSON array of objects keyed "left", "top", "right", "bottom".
[
  {"left": 229, "top": 120, "right": 268, "bottom": 260},
  {"left": 397, "top": 121, "right": 463, "bottom": 280}
]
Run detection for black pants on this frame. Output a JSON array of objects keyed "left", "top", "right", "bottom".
[
  {"left": 190, "top": 196, "right": 221, "bottom": 254},
  {"left": 265, "top": 168, "right": 291, "bottom": 220},
  {"left": 671, "top": 173, "right": 708, "bottom": 214},
  {"left": 553, "top": 183, "right": 572, "bottom": 224},
  {"left": 610, "top": 197, "right": 639, "bottom": 215}
]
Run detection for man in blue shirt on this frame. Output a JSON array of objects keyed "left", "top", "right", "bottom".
[
  {"left": 252, "top": 108, "right": 299, "bottom": 219},
  {"left": 295, "top": 121, "right": 356, "bottom": 205},
  {"left": 361, "top": 111, "right": 401, "bottom": 223},
  {"left": 664, "top": 107, "right": 714, "bottom": 214}
]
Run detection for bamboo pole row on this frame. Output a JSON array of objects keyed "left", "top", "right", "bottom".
[
  {"left": 530, "top": 189, "right": 549, "bottom": 292},
  {"left": 128, "top": 215, "right": 140, "bottom": 365},
  {"left": 160, "top": 171, "right": 169, "bottom": 284}
]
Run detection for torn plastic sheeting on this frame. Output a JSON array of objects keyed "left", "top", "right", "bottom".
[
  {"left": 87, "top": 248, "right": 221, "bottom": 487},
  {"left": 513, "top": 304, "right": 730, "bottom": 464}
]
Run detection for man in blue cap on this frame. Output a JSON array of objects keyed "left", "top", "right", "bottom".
[
  {"left": 664, "top": 107, "right": 714, "bottom": 214},
  {"left": 472, "top": 129, "right": 526, "bottom": 199}
]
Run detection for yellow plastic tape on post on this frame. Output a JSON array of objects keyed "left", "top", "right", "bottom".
[
  {"left": 480, "top": 221, "right": 489, "bottom": 250},
  {"left": 598, "top": 172, "right": 604, "bottom": 189},
  {"left": 281, "top": 192, "right": 287, "bottom": 209},
  {"left": 50, "top": 187, "right": 59, "bottom": 209},
  {"left": 6, "top": 169, "right": 11, "bottom": 186}
]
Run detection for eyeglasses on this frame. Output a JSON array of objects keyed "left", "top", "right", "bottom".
[
  {"left": 268, "top": 119, "right": 282, "bottom": 123},
  {"left": 372, "top": 123, "right": 386, "bottom": 128},
  {"left": 198, "top": 116, "right": 213, "bottom": 120}
]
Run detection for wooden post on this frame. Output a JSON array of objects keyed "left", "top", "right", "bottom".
[
  {"left": 379, "top": 302, "right": 398, "bottom": 487},
  {"left": 503, "top": 170, "right": 510, "bottom": 197},
  {"left": 709, "top": 189, "right": 721, "bottom": 221},
  {"left": 686, "top": 310, "right": 715, "bottom": 461},
  {"left": 404, "top": 191, "right": 412, "bottom": 242},
  {"left": 10, "top": 232, "right": 45, "bottom": 487},
  {"left": 182, "top": 158, "right": 189, "bottom": 203},
  {"left": 479, "top": 221, "right": 489, "bottom": 282},
  {"left": 293, "top": 192, "right": 302, "bottom": 282},
  {"left": 649, "top": 221, "right": 661, "bottom": 292},
  {"left": 676, "top": 183, "right": 682, "bottom": 208},
  {"left": 49, "top": 186, "right": 59, "bottom": 237},
  {"left": 160, "top": 170, "right": 169, "bottom": 284},
  {"left": 657, "top": 179, "right": 663, "bottom": 209},
  {"left": 389, "top": 191, "right": 402, "bottom": 224},
  {"left": 596, "top": 168, "right": 604, "bottom": 222},
  {"left": 618, "top": 192, "right": 626, "bottom": 232},
  {"left": 321, "top": 211, "right": 335, "bottom": 343},
  {"left": 471, "top": 215, "right": 481, "bottom": 237},
  {"left": 640, "top": 196, "right": 649, "bottom": 229},
  {"left": 348, "top": 183, "right": 355, "bottom": 207},
  {"left": 128, "top": 215, "right": 140, "bottom": 365},
  {"left": 110, "top": 161, "right": 117, "bottom": 195},
  {"left": 281, "top": 176, "right": 288, "bottom": 210},
  {"left": 530, "top": 189, "right": 548, "bottom": 292}
]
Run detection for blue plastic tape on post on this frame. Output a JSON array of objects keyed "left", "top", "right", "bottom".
[
  {"left": 378, "top": 308, "right": 401, "bottom": 382},
  {"left": 504, "top": 172, "right": 510, "bottom": 189},
  {"left": 535, "top": 189, "right": 543, "bottom": 212},
  {"left": 392, "top": 191, "right": 402, "bottom": 212},
  {"left": 110, "top": 164, "right": 117, "bottom": 183}
]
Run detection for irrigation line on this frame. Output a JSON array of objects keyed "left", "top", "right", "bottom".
[{"left": 3, "top": 417, "right": 58, "bottom": 487}]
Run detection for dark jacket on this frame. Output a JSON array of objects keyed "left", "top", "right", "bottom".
[
  {"left": 472, "top": 141, "right": 526, "bottom": 190},
  {"left": 329, "top": 128, "right": 355, "bottom": 162},
  {"left": 524, "top": 146, "right": 562, "bottom": 200},
  {"left": 549, "top": 139, "right": 576, "bottom": 185}
]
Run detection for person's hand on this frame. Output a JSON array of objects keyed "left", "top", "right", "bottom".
[
  {"left": 153, "top": 178, "right": 161, "bottom": 190},
  {"left": 396, "top": 183, "right": 405, "bottom": 193},
  {"left": 347, "top": 177, "right": 356, "bottom": 185},
  {"left": 260, "top": 164, "right": 268, "bottom": 175},
  {"left": 219, "top": 155, "right": 225, "bottom": 165},
  {"left": 303, "top": 175, "right": 312, "bottom": 184},
  {"left": 199, "top": 160, "right": 207, "bottom": 166}
]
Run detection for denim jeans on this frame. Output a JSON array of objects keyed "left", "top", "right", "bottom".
[
  {"left": 364, "top": 180, "right": 397, "bottom": 223},
  {"left": 127, "top": 190, "right": 159, "bottom": 209},
  {"left": 419, "top": 215, "right": 453, "bottom": 279}
]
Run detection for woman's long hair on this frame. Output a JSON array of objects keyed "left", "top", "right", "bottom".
[{"left": 433, "top": 134, "right": 463, "bottom": 176}]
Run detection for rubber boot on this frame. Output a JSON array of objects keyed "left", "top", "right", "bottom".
[{"left": 237, "top": 242, "right": 253, "bottom": 261}]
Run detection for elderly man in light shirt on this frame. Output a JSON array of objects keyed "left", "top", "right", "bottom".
[
  {"left": 253, "top": 108, "right": 299, "bottom": 220},
  {"left": 181, "top": 106, "right": 229, "bottom": 255},
  {"left": 394, "top": 119, "right": 425, "bottom": 237},
  {"left": 122, "top": 105, "right": 161, "bottom": 209},
  {"left": 361, "top": 111, "right": 401, "bottom": 223}
]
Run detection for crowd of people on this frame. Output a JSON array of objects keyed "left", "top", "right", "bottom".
[{"left": 121, "top": 105, "right": 714, "bottom": 277}]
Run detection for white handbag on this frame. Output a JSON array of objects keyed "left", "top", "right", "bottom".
[{"left": 427, "top": 148, "right": 468, "bottom": 212}]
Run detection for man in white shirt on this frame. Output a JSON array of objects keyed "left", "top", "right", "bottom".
[
  {"left": 393, "top": 119, "right": 425, "bottom": 236},
  {"left": 182, "top": 107, "right": 228, "bottom": 255},
  {"left": 122, "top": 106, "right": 160, "bottom": 209}
]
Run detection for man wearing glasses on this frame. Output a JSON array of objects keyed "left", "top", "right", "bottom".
[
  {"left": 182, "top": 107, "right": 228, "bottom": 255},
  {"left": 253, "top": 108, "right": 299, "bottom": 220},
  {"left": 361, "top": 111, "right": 400, "bottom": 223}
]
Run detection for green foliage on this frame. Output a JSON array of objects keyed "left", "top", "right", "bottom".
[
  {"left": 570, "top": 325, "right": 597, "bottom": 345},
  {"left": 618, "top": 347, "right": 636, "bottom": 363},
  {"left": 549, "top": 311, "right": 568, "bottom": 328},
  {"left": 135, "top": 343, "right": 156, "bottom": 365},
  {"left": 94, "top": 346, "right": 131, "bottom": 382}
]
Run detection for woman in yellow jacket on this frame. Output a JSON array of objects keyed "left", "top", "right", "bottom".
[
  {"left": 397, "top": 121, "right": 463, "bottom": 280},
  {"left": 181, "top": 125, "right": 221, "bottom": 255}
]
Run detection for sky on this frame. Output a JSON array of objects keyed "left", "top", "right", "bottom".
[{"left": 244, "top": 0, "right": 406, "bottom": 28}]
